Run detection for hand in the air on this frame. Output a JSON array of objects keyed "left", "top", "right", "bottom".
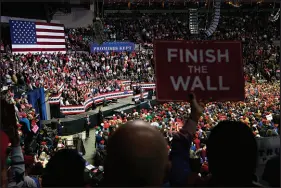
[{"left": 188, "top": 93, "right": 204, "bottom": 123}]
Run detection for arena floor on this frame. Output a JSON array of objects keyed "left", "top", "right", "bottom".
[{"left": 61, "top": 129, "right": 96, "bottom": 163}]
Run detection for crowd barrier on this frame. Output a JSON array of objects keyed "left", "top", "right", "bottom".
[
  {"left": 118, "top": 80, "right": 156, "bottom": 89},
  {"left": 134, "top": 92, "right": 149, "bottom": 102}
]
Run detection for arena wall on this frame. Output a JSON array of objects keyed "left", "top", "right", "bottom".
[{"left": 52, "top": 8, "right": 94, "bottom": 28}]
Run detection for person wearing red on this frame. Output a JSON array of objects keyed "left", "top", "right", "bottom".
[
  {"left": 104, "top": 121, "right": 110, "bottom": 129},
  {"left": 200, "top": 145, "right": 207, "bottom": 160},
  {"left": 193, "top": 134, "right": 201, "bottom": 150}
]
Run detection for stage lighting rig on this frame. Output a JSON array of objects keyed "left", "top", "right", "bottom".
[
  {"left": 92, "top": 0, "right": 105, "bottom": 45},
  {"left": 93, "top": 17, "right": 105, "bottom": 45}
]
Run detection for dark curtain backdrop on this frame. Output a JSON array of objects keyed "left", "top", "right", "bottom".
[{"left": 27, "top": 88, "right": 47, "bottom": 121}]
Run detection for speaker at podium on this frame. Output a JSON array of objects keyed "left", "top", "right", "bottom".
[{"left": 147, "top": 90, "right": 153, "bottom": 99}]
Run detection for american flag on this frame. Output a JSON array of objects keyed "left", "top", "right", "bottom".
[{"left": 9, "top": 20, "right": 66, "bottom": 54}]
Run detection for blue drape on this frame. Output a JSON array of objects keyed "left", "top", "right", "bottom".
[{"left": 27, "top": 88, "right": 47, "bottom": 121}]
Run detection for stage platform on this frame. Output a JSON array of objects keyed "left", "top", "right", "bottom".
[
  {"left": 42, "top": 96, "right": 135, "bottom": 124},
  {"left": 41, "top": 96, "right": 156, "bottom": 136}
]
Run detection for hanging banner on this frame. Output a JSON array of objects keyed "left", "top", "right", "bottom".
[{"left": 90, "top": 42, "right": 135, "bottom": 53}]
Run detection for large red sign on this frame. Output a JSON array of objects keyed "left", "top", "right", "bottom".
[{"left": 154, "top": 40, "right": 244, "bottom": 102}]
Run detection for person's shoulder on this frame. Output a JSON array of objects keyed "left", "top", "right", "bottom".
[
  {"left": 24, "top": 175, "right": 38, "bottom": 188},
  {"left": 268, "top": 154, "right": 280, "bottom": 161},
  {"left": 252, "top": 181, "right": 264, "bottom": 187},
  {"left": 172, "top": 130, "right": 191, "bottom": 141}
]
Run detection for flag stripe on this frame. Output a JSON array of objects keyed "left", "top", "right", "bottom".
[
  {"left": 12, "top": 51, "right": 66, "bottom": 54},
  {"left": 36, "top": 28, "right": 65, "bottom": 33},
  {"left": 10, "top": 20, "right": 66, "bottom": 54},
  {"left": 37, "top": 35, "right": 65, "bottom": 39},
  {"left": 12, "top": 45, "right": 66, "bottom": 49},
  {"left": 35, "top": 22, "right": 64, "bottom": 27},
  {"left": 37, "top": 38, "right": 66, "bottom": 42},
  {"left": 35, "top": 25, "right": 64, "bottom": 30},
  {"left": 36, "top": 42, "right": 66, "bottom": 45},
  {"left": 36, "top": 32, "right": 65, "bottom": 36},
  {"left": 12, "top": 48, "right": 66, "bottom": 52}
]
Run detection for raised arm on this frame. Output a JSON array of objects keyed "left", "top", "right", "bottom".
[
  {"left": 8, "top": 134, "right": 25, "bottom": 188},
  {"left": 1, "top": 99, "right": 26, "bottom": 188},
  {"left": 180, "top": 94, "right": 203, "bottom": 136},
  {"left": 169, "top": 94, "right": 203, "bottom": 187}
]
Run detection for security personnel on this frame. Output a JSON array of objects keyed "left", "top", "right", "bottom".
[{"left": 85, "top": 115, "right": 91, "bottom": 138}]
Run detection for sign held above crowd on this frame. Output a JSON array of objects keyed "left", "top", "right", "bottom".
[{"left": 154, "top": 40, "right": 244, "bottom": 101}]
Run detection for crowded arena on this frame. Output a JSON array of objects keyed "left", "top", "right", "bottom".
[{"left": 1, "top": 0, "right": 280, "bottom": 187}]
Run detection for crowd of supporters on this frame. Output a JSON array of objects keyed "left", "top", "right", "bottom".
[{"left": 1, "top": 9, "right": 280, "bottom": 188}]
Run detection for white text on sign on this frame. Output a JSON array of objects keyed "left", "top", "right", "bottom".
[
  {"left": 167, "top": 49, "right": 229, "bottom": 63},
  {"left": 170, "top": 76, "right": 230, "bottom": 91},
  {"left": 167, "top": 48, "right": 230, "bottom": 91}
]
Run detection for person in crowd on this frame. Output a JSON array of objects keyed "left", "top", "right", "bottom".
[
  {"left": 35, "top": 151, "right": 49, "bottom": 168},
  {"left": 29, "top": 162, "right": 43, "bottom": 188},
  {"left": 262, "top": 155, "right": 280, "bottom": 187},
  {"left": 25, "top": 159, "right": 43, "bottom": 188},
  {"left": 206, "top": 121, "right": 259, "bottom": 187},
  {"left": 0, "top": 8, "right": 280, "bottom": 188},
  {"left": 98, "top": 107, "right": 104, "bottom": 128},
  {"left": 97, "top": 140, "right": 105, "bottom": 150},
  {"left": 95, "top": 131, "right": 103, "bottom": 148},
  {"left": 103, "top": 120, "right": 169, "bottom": 187},
  {"left": 56, "top": 119, "right": 63, "bottom": 136},
  {"left": 92, "top": 97, "right": 97, "bottom": 110},
  {"left": 103, "top": 94, "right": 202, "bottom": 187},
  {"left": 84, "top": 115, "right": 91, "bottom": 138},
  {"left": 1, "top": 99, "right": 37, "bottom": 188},
  {"left": 42, "top": 149, "right": 85, "bottom": 187},
  {"left": 1, "top": 130, "right": 10, "bottom": 188},
  {"left": 93, "top": 143, "right": 107, "bottom": 167},
  {"left": 90, "top": 166, "right": 105, "bottom": 187},
  {"left": 169, "top": 94, "right": 203, "bottom": 186}
]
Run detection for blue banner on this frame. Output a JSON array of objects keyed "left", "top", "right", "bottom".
[{"left": 90, "top": 42, "right": 135, "bottom": 53}]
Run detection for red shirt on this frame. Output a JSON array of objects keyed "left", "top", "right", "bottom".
[
  {"left": 104, "top": 123, "right": 110, "bottom": 129},
  {"left": 201, "top": 148, "right": 207, "bottom": 159},
  {"left": 194, "top": 138, "right": 201, "bottom": 150}
]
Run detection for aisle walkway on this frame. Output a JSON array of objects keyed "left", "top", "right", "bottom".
[{"left": 62, "top": 129, "right": 96, "bottom": 163}]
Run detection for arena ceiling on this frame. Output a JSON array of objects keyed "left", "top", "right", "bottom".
[{"left": 1, "top": 0, "right": 279, "bottom": 21}]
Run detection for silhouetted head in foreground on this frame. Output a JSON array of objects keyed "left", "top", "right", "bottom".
[
  {"left": 207, "top": 121, "right": 257, "bottom": 187},
  {"left": 104, "top": 120, "right": 169, "bottom": 187},
  {"left": 42, "top": 149, "right": 85, "bottom": 187}
]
